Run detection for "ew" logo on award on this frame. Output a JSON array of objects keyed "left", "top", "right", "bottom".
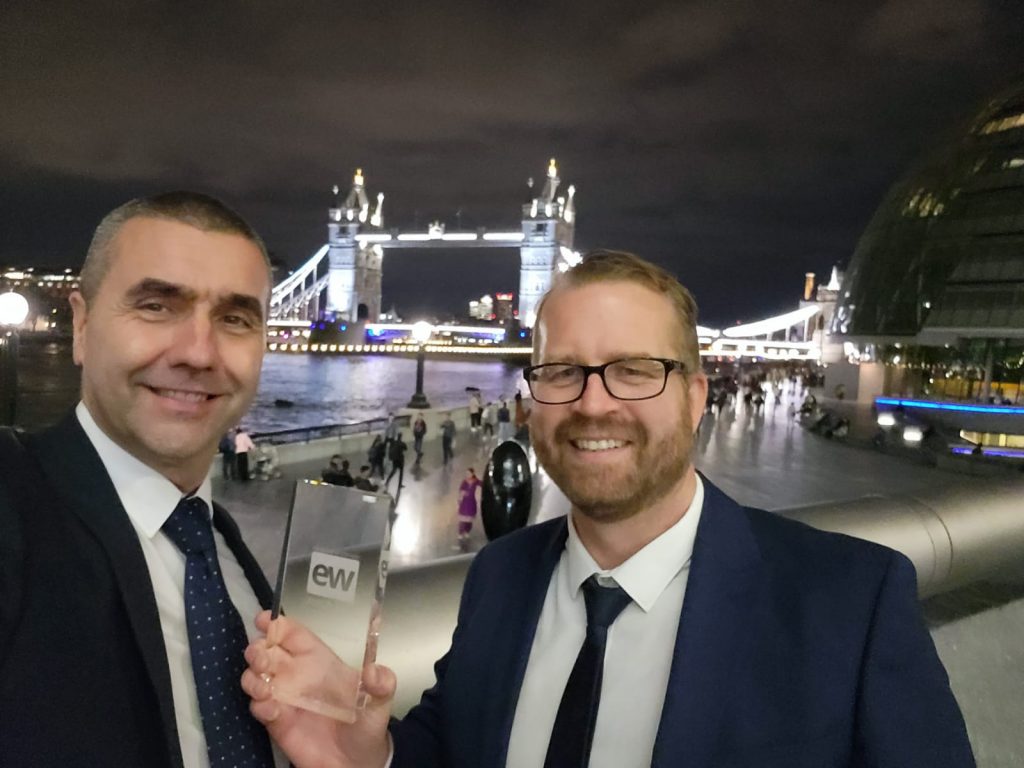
[{"left": 306, "top": 551, "right": 361, "bottom": 603}]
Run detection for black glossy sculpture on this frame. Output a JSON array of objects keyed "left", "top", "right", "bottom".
[{"left": 481, "top": 440, "right": 532, "bottom": 541}]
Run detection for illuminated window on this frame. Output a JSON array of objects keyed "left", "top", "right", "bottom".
[{"left": 980, "top": 112, "right": 1024, "bottom": 136}]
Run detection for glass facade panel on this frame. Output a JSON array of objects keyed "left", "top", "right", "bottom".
[{"left": 833, "top": 81, "right": 1024, "bottom": 340}]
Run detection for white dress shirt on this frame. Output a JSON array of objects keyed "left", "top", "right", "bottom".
[
  {"left": 506, "top": 476, "right": 705, "bottom": 768},
  {"left": 76, "top": 403, "right": 286, "bottom": 768}
]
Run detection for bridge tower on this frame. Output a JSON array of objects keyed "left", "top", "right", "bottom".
[
  {"left": 326, "top": 169, "right": 385, "bottom": 321},
  {"left": 519, "top": 158, "right": 576, "bottom": 328}
]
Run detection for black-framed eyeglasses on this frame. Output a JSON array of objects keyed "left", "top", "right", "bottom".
[{"left": 522, "top": 357, "right": 688, "bottom": 405}]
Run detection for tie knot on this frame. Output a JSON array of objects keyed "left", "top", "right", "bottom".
[
  {"left": 163, "top": 496, "right": 216, "bottom": 556},
  {"left": 581, "top": 575, "right": 632, "bottom": 634}
]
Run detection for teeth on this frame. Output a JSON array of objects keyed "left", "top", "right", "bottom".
[
  {"left": 154, "top": 388, "right": 209, "bottom": 403},
  {"left": 575, "top": 439, "right": 626, "bottom": 452}
]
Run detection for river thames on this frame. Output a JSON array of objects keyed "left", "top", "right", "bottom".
[{"left": 16, "top": 340, "right": 525, "bottom": 432}]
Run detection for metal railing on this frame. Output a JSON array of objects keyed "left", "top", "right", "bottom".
[{"left": 251, "top": 413, "right": 411, "bottom": 445}]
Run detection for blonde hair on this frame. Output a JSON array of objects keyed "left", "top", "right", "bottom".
[{"left": 532, "top": 249, "right": 700, "bottom": 371}]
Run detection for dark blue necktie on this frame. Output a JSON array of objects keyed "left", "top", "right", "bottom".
[
  {"left": 163, "top": 496, "right": 274, "bottom": 767},
  {"left": 544, "top": 575, "right": 633, "bottom": 768}
]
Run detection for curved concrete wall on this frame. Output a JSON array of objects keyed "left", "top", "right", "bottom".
[
  {"left": 781, "top": 477, "right": 1024, "bottom": 598},
  {"left": 379, "top": 477, "right": 1024, "bottom": 713}
]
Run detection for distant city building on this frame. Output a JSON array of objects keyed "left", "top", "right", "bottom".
[
  {"left": 799, "top": 266, "right": 845, "bottom": 362},
  {"left": 468, "top": 294, "right": 493, "bottom": 321},
  {"left": 494, "top": 293, "right": 514, "bottom": 324},
  {"left": 466, "top": 292, "right": 515, "bottom": 323}
]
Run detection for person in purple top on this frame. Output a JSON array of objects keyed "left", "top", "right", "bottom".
[{"left": 456, "top": 467, "right": 482, "bottom": 544}]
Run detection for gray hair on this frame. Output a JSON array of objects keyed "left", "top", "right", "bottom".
[{"left": 80, "top": 191, "right": 270, "bottom": 303}]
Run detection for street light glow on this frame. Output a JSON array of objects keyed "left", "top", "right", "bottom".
[
  {"left": 411, "top": 320, "right": 433, "bottom": 344},
  {"left": 0, "top": 292, "right": 29, "bottom": 326}
]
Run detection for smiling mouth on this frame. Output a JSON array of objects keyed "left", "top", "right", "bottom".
[
  {"left": 148, "top": 386, "right": 217, "bottom": 403},
  {"left": 570, "top": 438, "right": 629, "bottom": 452}
]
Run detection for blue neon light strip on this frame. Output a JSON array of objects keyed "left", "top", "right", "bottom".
[
  {"left": 950, "top": 446, "right": 1024, "bottom": 459},
  {"left": 876, "top": 397, "right": 1024, "bottom": 416}
]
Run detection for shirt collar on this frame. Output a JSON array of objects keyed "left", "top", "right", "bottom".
[
  {"left": 565, "top": 474, "right": 704, "bottom": 613},
  {"left": 76, "top": 402, "right": 213, "bottom": 538}
]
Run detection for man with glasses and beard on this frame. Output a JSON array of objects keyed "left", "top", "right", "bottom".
[{"left": 244, "top": 251, "right": 973, "bottom": 768}]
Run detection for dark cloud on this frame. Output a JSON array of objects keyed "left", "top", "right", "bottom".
[{"left": 2, "top": 0, "right": 1023, "bottom": 324}]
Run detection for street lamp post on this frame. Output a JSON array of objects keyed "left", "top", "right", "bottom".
[
  {"left": 0, "top": 291, "right": 30, "bottom": 427},
  {"left": 406, "top": 320, "right": 433, "bottom": 410}
]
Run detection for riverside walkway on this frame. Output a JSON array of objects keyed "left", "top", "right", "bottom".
[{"left": 213, "top": 394, "right": 1024, "bottom": 764}]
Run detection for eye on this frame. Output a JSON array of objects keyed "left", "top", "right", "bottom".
[
  {"left": 222, "top": 313, "right": 257, "bottom": 329},
  {"left": 610, "top": 359, "right": 662, "bottom": 380},
  {"left": 138, "top": 300, "right": 167, "bottom": 313},
  {"left": 535, "top": 365, "right": 579, "bottom": 384}
]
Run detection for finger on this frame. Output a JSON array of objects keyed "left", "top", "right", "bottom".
[
  {"left": 250, "top": 697, "right": 282, "bottom": 725},
  {"left": 241, "top": 668, "right": 274, "bottom": 701},
  {"left": 244, "top": 639, "right": 271, "bottom": 673},
  {"left": 362, "top": 663, "right": 397, "bottom": 702},
  {"left": 254, "top": 609, "right": 273, "bottom": 633}
]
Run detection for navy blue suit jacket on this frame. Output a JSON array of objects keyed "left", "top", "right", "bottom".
[
  {"left": 0, "top": 415, "right": 274, "bottom": 768},
  {"left": 391, "top": 477, "right": 973, "bottom": 767}
]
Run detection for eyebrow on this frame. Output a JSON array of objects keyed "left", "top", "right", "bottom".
[
  {"left": 221, "top": 293, "right": 265, "bottom": 323},
  {"left": 542, "top": 352, "right": 657, "bottom": 364},
  {"left": 124, "top": 278, "right": 196, "bottom": 303},
  {"left": 124, "top": 278, "right": 265, "bottom": 322}
]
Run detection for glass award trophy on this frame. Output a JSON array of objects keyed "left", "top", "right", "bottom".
[{"left": 267, "top": 479, "right": 394, "bottom": 722}]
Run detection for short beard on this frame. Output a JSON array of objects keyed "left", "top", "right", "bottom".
[{"left": 534, "top": 409, "right": 694, "bottom": 524}]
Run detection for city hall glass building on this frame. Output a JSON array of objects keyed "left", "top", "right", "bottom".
[{"left": 832, "top": 81, "right": 1024, "bottom": 349}]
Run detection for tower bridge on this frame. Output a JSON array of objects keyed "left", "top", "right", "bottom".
[
  {"left": 268, "top": 160, "right": 839, "bottom": 362},
  {"left": 270, "top": 160, "right": 577, "bottom": 328}
]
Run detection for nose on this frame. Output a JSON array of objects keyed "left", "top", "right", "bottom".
[
  {"left": 170, "top": 310, "right": 218, "bottom": 370},
  {"left": 572, "top": 370, "right": 620, "bottom": 417}
]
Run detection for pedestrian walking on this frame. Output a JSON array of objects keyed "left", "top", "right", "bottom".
[
  {"left": 218, "top": 429, "right": 236, "bottom": 480},
  {"left": 368, "top": 434, "right": 386, "bottom": 479},
  {"left": 455, "top": 467, "right": 482, "bottom": 545},
  {"left": 412, "top": 412, "right": 427, "bottom": 463},
  {"left": 481, "top": 401, "right": 495, "bottom": 438},
  {"left": 383, "top": 413, "right": 399, "bottom": 452},
  {"left": 440, "top": 413, "right": 456, "bottom": 465},
  {"left": 496, "top": 399, "right": 513, "bottom": 442},
  {"left": 386, "top": 432, "right": 407, "bottom": 489},
  {"left": 234, "top": 426, "right": 255, "bottom": 482},
  {"left": 514, "top": 392, "right": 531, "bottom": 446},
  {"left": 468, "top": 391, "right": 483, "bottom": 432}
]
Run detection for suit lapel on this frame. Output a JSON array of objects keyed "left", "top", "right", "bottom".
[
  {"left": 27, "top": 413, "right": 185, "bottom": 768},
  {"left": 488, "top": 518, "right": 568, "bottom": 767},
  {"left": 651, "top": 477, "right": 763, "bottom": 768}
]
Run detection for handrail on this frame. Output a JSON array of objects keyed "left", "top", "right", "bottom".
[{"left": 251, "top": 413, "right": 411, "bottom": 445}]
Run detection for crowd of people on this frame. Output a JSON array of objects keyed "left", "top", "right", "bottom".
[{"left": 218, "top": 426, "right": 281, "bottom": 482}]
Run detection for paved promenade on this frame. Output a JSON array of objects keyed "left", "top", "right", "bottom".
[{"left": 213, "top": 393, "right": 1024, "bottom": 765}]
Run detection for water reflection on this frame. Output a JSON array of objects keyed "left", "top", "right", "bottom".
[{"left": 16, "top": 341, "right": 528, "bottom": 433}]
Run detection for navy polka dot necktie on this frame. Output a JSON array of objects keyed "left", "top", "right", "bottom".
[
  {"left": 163, "top": 496, "right": 274, "bottom": 767},
  {"left": 544, "top": 575, "right": 633, "bottom": 768}
]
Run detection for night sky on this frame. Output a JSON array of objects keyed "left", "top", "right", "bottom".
[{"left": 2, "top": 0, "right": 1023, "bottom": 326}]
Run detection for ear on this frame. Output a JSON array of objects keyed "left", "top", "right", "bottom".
[
  {"left": 686, "top": 370, "right": 709, "bottom": 433},
  {"left": 68, "top": 291, "right": 89, "bottom": 366}
]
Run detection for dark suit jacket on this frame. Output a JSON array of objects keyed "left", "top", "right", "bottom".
[
  {"left": 392, "top": 476, "right": 974, "bottom": 767},
  {"left": 0, "top": 414, "right": 273, "bottom": 768}
]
